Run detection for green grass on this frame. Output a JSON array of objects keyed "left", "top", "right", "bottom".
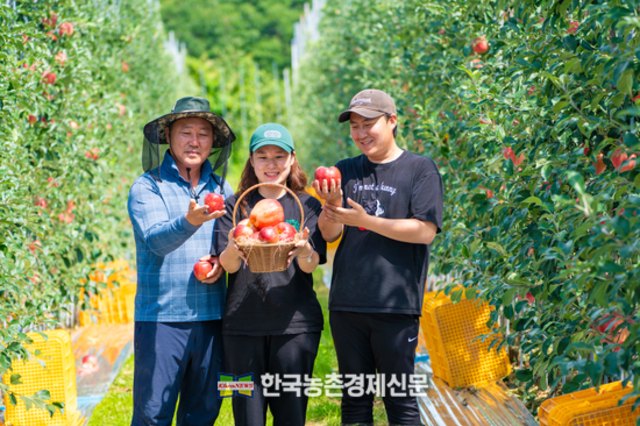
[{"left": 88, "top": 269, "right": 388, "bottom": 425}]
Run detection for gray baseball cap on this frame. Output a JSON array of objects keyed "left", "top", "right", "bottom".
[{"left": 338, "top": 89, "right": 397, "bottom": 123}]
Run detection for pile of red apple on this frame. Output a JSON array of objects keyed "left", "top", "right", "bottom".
[{"left": 233, "top": 199, "right": 297, "bottom": 244}]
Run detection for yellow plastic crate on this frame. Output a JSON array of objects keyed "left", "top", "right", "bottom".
[
  {"left": 541, "top": 381, "right": 639, "bottom": 426},
  {"left": 116, "top": 283, "right": 136, "bottom": 323},
  {"left": 539, "top": 382, "right": 626, "bottom": 425},
  {"left": 3, "top": 330, "right": 79, "bottom": 426},
  {"left": 420, "top": 290, "right": 511, "bottom": 388}
]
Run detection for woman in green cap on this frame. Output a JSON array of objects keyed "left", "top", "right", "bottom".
[{"left": 211, "top": 123, "right": 326, "bottom": 426}]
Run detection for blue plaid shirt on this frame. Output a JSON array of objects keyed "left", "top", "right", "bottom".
[{"left": 128, "top": 151, "right": 233, "bottom": 322}]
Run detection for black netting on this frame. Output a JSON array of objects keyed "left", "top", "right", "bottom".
[{"left": 141, "top": 112, "right": 235, "bottom": 187}]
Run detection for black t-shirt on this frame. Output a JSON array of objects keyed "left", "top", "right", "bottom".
[
  {"left": 329, "top": 151, "right": 444, "bottom": 316},
  {"left": 212, "top": 190, "right": 326, "bottom": 335}
]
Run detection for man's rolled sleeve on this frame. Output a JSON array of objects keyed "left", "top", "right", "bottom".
[{"left": 128, "top": 177, "right": 201, "bottom": 257}]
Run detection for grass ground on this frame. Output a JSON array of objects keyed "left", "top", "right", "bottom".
[{"left": 88, "top": 270, "right": 388, "bottom": 425}]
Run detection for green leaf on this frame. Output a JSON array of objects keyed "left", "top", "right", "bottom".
[
  {"left": 450, "top": 289, "right": 463, "bottom": 304},
  {"left": 585, "top": 361, "right": 604, "bottom": 385},
  {"left": 617, "top": 70, "right": 634, "bottom": 95},
  {"left": 502, "top": 288, "right": 518, "bottom": 304},
  {"left": 522, "top": 196, "right": 543, "bottom": 206},
  {"left": 34, "top": 389, "right": 51, "bottom": 400},
  {"left": 565, "top": 342, "right": 594, "bottom": 353},
  {"left": 515, "top": 369, "right": 533, "bottom": 381},
  {"left": 485, "top": 242, "right": 507, "bottom": 256},
  {"left": 10, "top": 374, "right": 21, "bottom": 385},
  {"left": 567, "top": 172, "right": 586, "bottom": 194},
  {"left": 552, "top": 101, "right": 570, "bottom": 114},
  {"left": 20, "top": 395, "right": 33, "bottom": 411}
]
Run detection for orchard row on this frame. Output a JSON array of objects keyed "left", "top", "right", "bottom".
[
  {"left": 293, "top": 0, "right": 640, "bottom": 407},
  {"left": 0, "top": 0, "right": 179, "bottom": 410}
]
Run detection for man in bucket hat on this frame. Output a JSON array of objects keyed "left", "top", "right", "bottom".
[
  {"left": 127, "top": 97, "right": 235, "bottom": 426},
  {"left": 313, "top": 89, "right": 443, "bottom": 426}
]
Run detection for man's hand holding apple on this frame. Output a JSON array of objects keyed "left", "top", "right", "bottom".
[
  {"left": 197, "top": 255, "right": 225, "bottom": 283},
  {"left": 185, "top": 198, "right": 227, "bottom": 226},
  {"left": 312, "top": 178, "right": 343, "bottom": 209}
]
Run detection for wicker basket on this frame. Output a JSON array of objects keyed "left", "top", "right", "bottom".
[{"left": 232, "top": 183, "right": 305, "bottom": 273}]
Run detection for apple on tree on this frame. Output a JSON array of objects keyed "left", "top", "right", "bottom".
[{"left": 472, "top": 36, "right": 489, "bottom": 54}]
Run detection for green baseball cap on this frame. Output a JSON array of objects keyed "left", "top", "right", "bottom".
[{"left": 249, "top": 123, "right": 295, "bottom": 153}]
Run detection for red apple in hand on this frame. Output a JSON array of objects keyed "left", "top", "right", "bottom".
[
  {"left": 259, "top": 226, "right": 279, "bottom": 243},
  {"left": 204, "top": 193, "right": 224, "bottom": 213},
  {"left": 276, "top": 222, "right": 297, "bottom": 242},
  {"left": 250, "top": 199, "right": 284, "bottom": 229},
  {"left": 315, "top": 166, "right": 341, "bottom": 186},
  {"left": 193, "top": 261, "right": 213, "bottom": 281}
]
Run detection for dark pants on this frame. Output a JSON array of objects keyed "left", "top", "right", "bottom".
[
  {"left": 131, "top": 320, "right": 224, "bottom": 426},
  {"left": 223, "top": 332, "right": 321, "bottom": 426},
  {"left": 330, "top": 311, "right": 421, "bottom": 425}
]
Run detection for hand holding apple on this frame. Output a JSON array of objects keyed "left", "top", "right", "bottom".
[
  {"left": 204, "top": 193, "right": 224, "bottom": 213},
  {"left": 185, "top": 199, "right": 227, "bottom": 226},
  {"left": 196, "top": 255, "right": 224, "bottom": 283},
  {"left": 225, "top": 233, "right": 249, "bottom": 263},
  {"left": 193, "top": 260, "right": 213, "bottom": 281},
  {"left": 312, "top": 172, "right": 343, "bottom": 206},
  {"left": 287, "top": 227, "right": 311, "bottom": 266}
]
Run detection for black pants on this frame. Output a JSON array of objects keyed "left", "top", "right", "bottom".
[
  {"left": 223, "top": 332, "right": 321, "bottom": 426},
  {"left": 330, "top": 311, "right": 421, "bottom": 425}
]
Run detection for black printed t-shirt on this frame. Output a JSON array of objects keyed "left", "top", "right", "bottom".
[
  {"left": 329, "top": 150, "right": 444, "bottom": 316},
  {"left": 212, "top": 190, "right": 326, "bottom": 335}
]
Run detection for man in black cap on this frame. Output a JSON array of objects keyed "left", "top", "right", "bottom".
[
  {"left": 127, "top": 97, "right": 235, "bottom": 425},
  {"left": 313, "top": 89, "right": 443, "bottom": 425}
]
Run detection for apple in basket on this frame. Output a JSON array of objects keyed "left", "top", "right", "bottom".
[
  {"left": 233, "top": 224, "right": 255, "bottom": 241},
  {"left": 193, "top": 260, "right": 213, "bottom": 281},
  {"left": 259, "top": 226, "right": 280, "bottom": 243},
  {"left": 250, "top": 199, "right": 284, "bottom": 229},
  {"left": 276, "top": 222, "right": 296, "bottom": 242},
  {"left": 238, "top": 218, "right": 258, "bottom": 232}
]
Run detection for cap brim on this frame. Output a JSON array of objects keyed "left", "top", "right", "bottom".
[
  {"left": 251, "top": 140, "right": 294, "bottom": 153},
  {"left": 338, "top": 107, "right": 386, "bottom": 123},
  {"left": 143, "top": 111, "right": 236, "bottom": 147}
]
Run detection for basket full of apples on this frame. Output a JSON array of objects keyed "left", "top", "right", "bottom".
[{"left": 231, "top": 183, "right": 305, "bottom": 273}]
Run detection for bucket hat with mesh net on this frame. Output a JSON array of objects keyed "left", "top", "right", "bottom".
[{"left": 142, "top": 96, "right": 236, "bottom": 185}]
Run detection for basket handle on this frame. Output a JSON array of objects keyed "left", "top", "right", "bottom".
[{"left": 232, "top": 183, "right": 305, "bottom": 230}]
